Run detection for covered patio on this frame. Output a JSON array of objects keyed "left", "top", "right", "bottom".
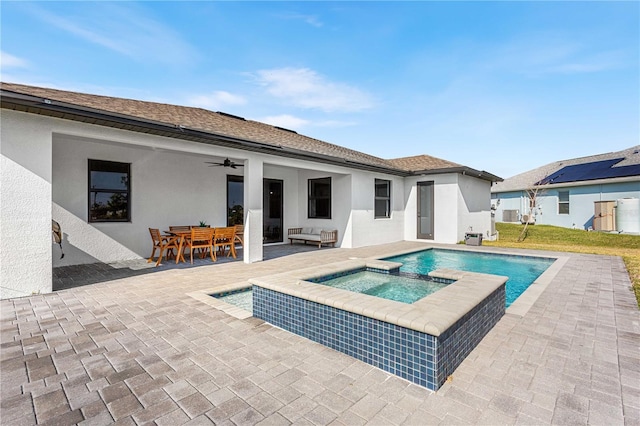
[
  {"left": 52, "top": 243, "right": 322, "bottom": 291},
  {"left": 51, "top": 132, "right": 359, "bottom": 270}
]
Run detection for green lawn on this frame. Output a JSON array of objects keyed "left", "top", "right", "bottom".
[{"left": 482, "top": 223, "right": 640, "bottom": 307}]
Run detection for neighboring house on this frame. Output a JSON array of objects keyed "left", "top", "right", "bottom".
[
  {"left": 491, "top": 146, "right": 640, "bottom": 232},
  {"left": 1, "top": 82, "right": 501, "bottom": 299}
]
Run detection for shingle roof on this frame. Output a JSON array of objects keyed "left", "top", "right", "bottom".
[
  {"left": 1, "top": 82, "right": 501, "bottom": 181},
  {"left": 1, "top": 82, "right": 398, "bottom": 170},
  {"left": 387, "top": 154, "right": 462, "bottom": 172},
  {"left": 492, "top": 145, "right": 640, "bottom": 192}
]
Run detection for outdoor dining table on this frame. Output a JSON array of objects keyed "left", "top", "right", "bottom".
[
  {"left": 165, "top": 227, "right": 235, "bottom": 263},
  {"left": 164, "top": 229, "right": 198, "bottom": 264}
]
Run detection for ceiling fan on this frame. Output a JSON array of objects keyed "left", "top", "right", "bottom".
[{"left": 205, "top": 158, "right": 244, "bottom": 169}]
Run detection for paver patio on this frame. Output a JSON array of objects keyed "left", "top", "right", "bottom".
[{"left": 1, "top": 241, "right": 639, "bottom": 425}]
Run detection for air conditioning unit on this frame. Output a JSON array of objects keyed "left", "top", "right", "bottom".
[
  {"left": 521, "top": 214, "right": 535, "bottom": 224},
  {"left": 502, "top": 209, "right": 519, "bottom": 222}
]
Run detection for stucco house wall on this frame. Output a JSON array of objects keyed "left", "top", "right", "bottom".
[
  {"left": 403, "top": 174, "right": 455, "bottom": 243},
  {"left": 401, "top": 174, "right": 494, "bottom": 244},
  {"left": 294, "top": 169, "right": 349, "bottom": 247},
  {"left": 1, "top": 111, "right": 53, "bottom": 298},
  {"left": 491, "top": 191, "right": 524, "bottom": 222},
  {"left": 457, "top": 174, "right": 493, "bottom": 240}
]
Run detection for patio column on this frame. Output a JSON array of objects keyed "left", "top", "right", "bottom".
[{"left": 243, "top": 158, "right": 263, "bottom": 263}]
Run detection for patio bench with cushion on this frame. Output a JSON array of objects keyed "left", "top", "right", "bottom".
[{"left": 288, "top": 227, "right": 338, "bottom": 248}]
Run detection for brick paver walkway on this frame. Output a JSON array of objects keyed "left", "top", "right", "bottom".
[{"left": 2, "top": 242, "right": 639, "bottom": 425}]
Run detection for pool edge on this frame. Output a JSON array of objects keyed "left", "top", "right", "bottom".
[{"left": 506, "top": 255, "right": 569, "bottom": 317}]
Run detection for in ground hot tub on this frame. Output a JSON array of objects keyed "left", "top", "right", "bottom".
[{"left": 250, "top": 258, "right": 506, "bottom": 391}]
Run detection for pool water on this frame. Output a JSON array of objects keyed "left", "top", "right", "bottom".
[
  {"left": 214, "top": 289, "right": 253, "bottom": 312},
  {"left": 315, "top": 271, "right": 448, "bottom": 304},
  {"left": 213, "top": 249, "right": 554, "bottom": 313},
  {"left": 385, "top": 249, "right": 554, "bottom": 307}
]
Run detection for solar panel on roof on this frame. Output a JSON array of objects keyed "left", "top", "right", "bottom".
[{"left": 537, "top": 158, "right": 640, "bottom": 185}]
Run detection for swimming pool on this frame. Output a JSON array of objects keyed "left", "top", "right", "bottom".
[
  {"left": 214, "top": 249, "right": 554, "bottom": 313},
  {"left": 384, "top": 249, "right": 555, "bottom": 307}
]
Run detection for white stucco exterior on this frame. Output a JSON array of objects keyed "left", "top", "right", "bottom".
[
  {"left": 1, "top": 108, "right": 497, "bottom": 299},
  {"left": 348, "top": 172, "right": 405, "bottom": 248},
  {"left": 1, "top": 112, "right": 53, "bottom": 298},
  {"left": 457, "top": 174, "right": 493, "bottom": 239},
  {"left": 402, "top": 173, "right": 493, "bottom": 244}
]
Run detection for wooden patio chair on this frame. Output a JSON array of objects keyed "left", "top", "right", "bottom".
[
  {"left": 213, "top": 226, "right": 237, "bottom": 259},
  {"left": 234, "top": 224, "right": 244, "bottom": 249},
  {"left": 169, "top": 225, "right": 191, "bottom": 232},
  {"left": 183, "top": 227, "right": 215, "bottom": 264},
  {"left": 147, "top": 228, "right": 179, "bottom": 267}
]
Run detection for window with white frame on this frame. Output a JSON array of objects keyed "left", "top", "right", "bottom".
[
  {"left": 558, "top": 191, "right": 570, "bottom": 214},
  {"left": 374, "top": 179, "right": 391, "bottom": 218}
]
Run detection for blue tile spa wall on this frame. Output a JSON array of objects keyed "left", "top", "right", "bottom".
[
  {"left": 435, "top": 286, "right": 505, "bottom": 385},
  {"left": 253, "top": 283, "right": 505, "bottom": 391}
]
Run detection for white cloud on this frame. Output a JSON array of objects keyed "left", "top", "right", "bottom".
[
  {"left": 417, "top": 33, "right": 628, "bottom": 81},
  {"left": 187, "top": 91, "right": 247, "bottom": 110},
  {"left": 31, "top": 8, "right": 129, "bottom": 55},
  {"left": 487, "top": 33, "right": 627, "bottom": 76},
  {"left": 545, "top": 62, "right": 612, "bottom": 74},
  {"left": 541, "top": 49, "right": 627, "bottom": 74},
  {"left": 28, "top": 4, "right": 198, "bottom": 65},
  {"left": 252, "top": 67, "right": 376, "bottom": 113},
  {"left": 254, "top": 115, "right": 358, "bottom": 132},
  {"left": 0, "top": 51, "right": 29, "bottom": 69},
  {"left": 314, "top": 120, "right": 358, "bottom": 128},
  {"left": 277, "top": 12, "right": 323, "bottom": 28},
  {"left": 257, "top": 114, "right": 310, "bottom": 130}
]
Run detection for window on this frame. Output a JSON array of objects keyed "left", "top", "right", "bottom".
[
  {"left": 88, "top": 159, "right": 131, "bottom": 222},
  {"left": 308, "top": 177, "right": 331, "bottom": 219},
  {"left": 374, "top": 179, "right": 391, "bottom": 218},
  {"left": 558, "top": 191, "right": 570, "bottom": 214}
]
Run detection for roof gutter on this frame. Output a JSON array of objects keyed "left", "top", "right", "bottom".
[
  {"left": 412, "top": 166, "right": 503, "bottom": 183},
  {"left": 1, "top": 90, "right": 291, "bottom": 151},
  {"left": 1, "top": 90, "right": 409, "bottom": 177},
  {"left": 492, "top": 174, "right": 639, "bottom": 192}
]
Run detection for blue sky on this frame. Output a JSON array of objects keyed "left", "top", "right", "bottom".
[{"left": 2, "top": 1, "right": 638, "bottom": 178}]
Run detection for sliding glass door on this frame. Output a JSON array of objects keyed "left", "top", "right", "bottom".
[
  {"left": 263, "top": 179, "right": 283, "bottom": 243},
  {"left": 227, "top": 175, "right": 244, "bottom": 226},
  {"left": 227, "top": 176, "right": 283, "bottom": 243}
]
